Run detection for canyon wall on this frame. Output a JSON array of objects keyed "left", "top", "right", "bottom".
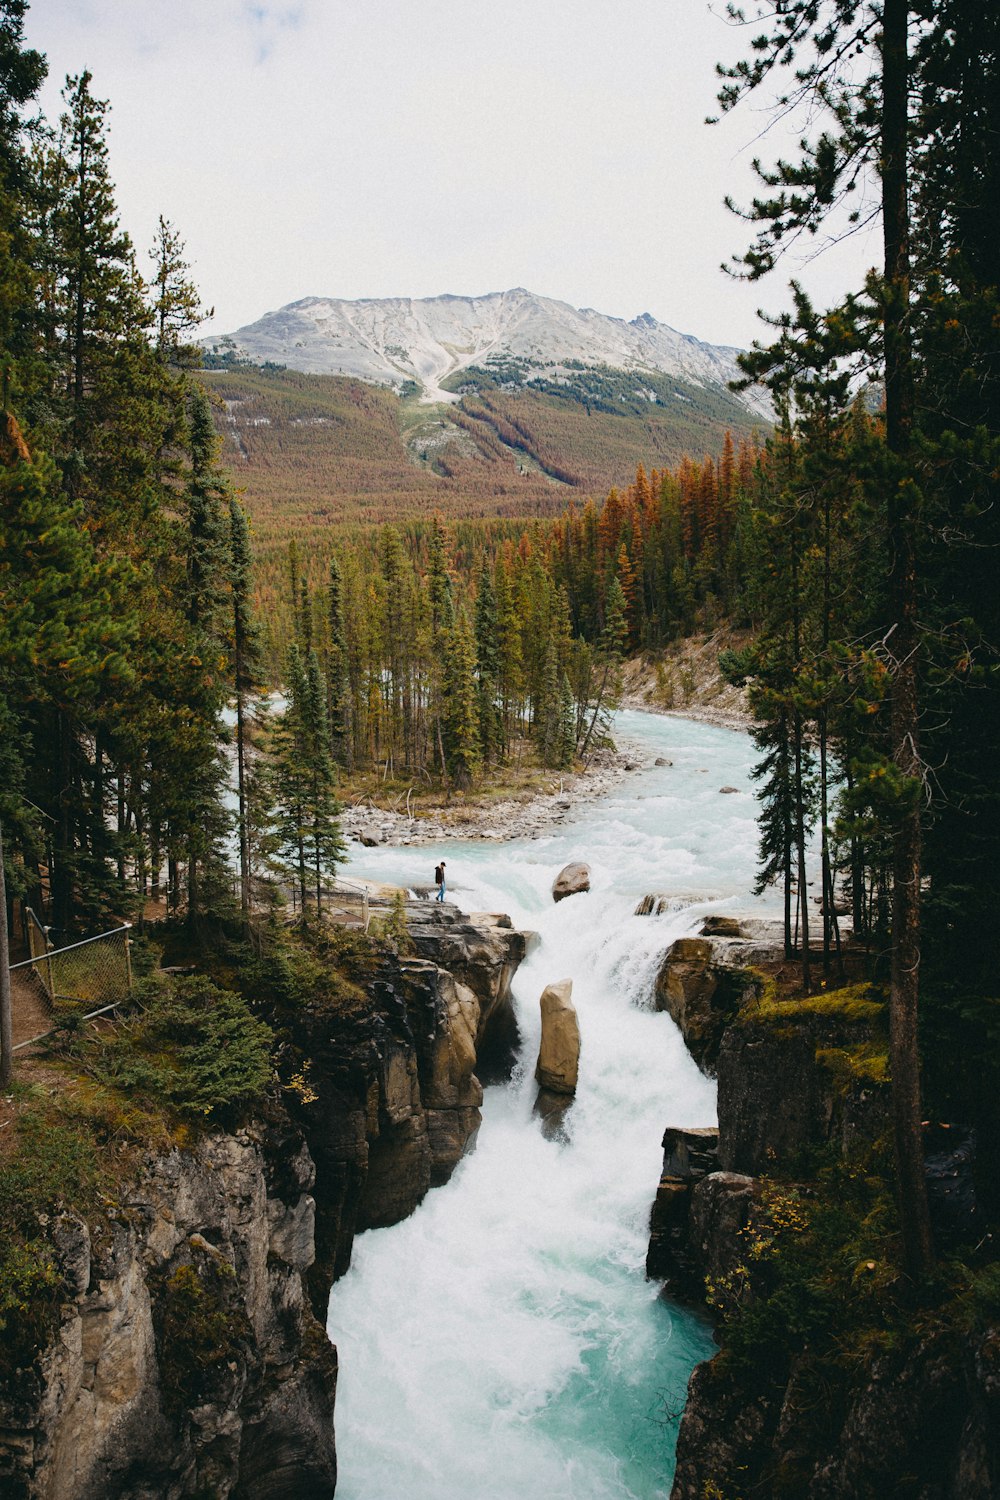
[
  {"left": 647, "top": 940, "right": 999, "bottom": 1499},
  {"left": 0, "top": 906, "right": 530, "bottom": 1500}
]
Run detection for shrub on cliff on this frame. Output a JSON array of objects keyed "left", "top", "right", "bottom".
[
  {"left": 89, "top": 973, "right": 275, "bottom": 1121},
  {"left": 0, "top": 1101, "right": 105, "bottom": 1385},
  {"left": 152, "top": 1259, "right": 254, "bottom": 1417}
]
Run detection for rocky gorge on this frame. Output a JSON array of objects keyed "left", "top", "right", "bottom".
[
  {"left": 0, "top": 903, "right": 532, "bottom": 1500},
  {"left": 646, "top": 929, "right": 1000, "bottom": 1499}
]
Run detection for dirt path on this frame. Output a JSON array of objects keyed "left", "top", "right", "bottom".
[{"left": 10, "top": 966, "right": 52, "bottom": 1048}]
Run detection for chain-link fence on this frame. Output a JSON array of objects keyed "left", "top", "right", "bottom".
[{"left": 10, "top": 910, "right": 134, "bottom": 1049}]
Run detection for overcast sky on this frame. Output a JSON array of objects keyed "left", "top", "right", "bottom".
[{"left": 26, "top": 1, "right": 881, "bottom": 350}]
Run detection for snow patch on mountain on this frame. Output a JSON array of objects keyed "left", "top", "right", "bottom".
[{"left": 206, "top": 288, "right": 770, "bottom": 418}]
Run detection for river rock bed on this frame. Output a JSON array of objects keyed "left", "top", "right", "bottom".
[{"left": 343, "top": 740, "right": 647, "bottom": 847}]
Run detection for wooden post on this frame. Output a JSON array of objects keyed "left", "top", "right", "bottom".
[{"left": 1, "top": 822, "right": 12, "bottom": 1088}]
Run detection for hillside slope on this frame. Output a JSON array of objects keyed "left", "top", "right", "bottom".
[{"left": 201, "top": 363, "right": 766, "bottom": 576}]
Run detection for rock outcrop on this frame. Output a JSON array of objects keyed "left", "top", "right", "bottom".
[
  {"left": 653, "top": 937, "right": 760, "bottom": 1074},
  {"left": 276, "top": 905, "right": 532, "bottom": 1309},
  {"left": 552, "top": 863, "right": 590, "bottom": 903},
  {"left": 405, "top": 905, "right": 534, "bottom": 1081},
  {"left": 672, "top": 1320, "right": 1000, "bottom": 1500},
  {"left": 0, "top": 1126, "right": 338, "bottom": 1500},
  {"left": 646, "top": 968, "right": 998, "bottom": 1500},
  {"left": 699, "top": 915, "right": 743, "bottom": 937},
  {"left": 0, "top": 905, "right": 532, "bottom": 1500},
  {"left": 535, "top": 979, "right": 580, "bottom": 1096},
  {"left": 646, "top": 1126, "right": 720, "bottom": 1290},
  {"left": 716, "top": 1000, "right": 890, "bottom": 1173}
]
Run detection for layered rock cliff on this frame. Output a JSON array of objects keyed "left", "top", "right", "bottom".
[
  {"left": 1, "top": 904, "right": 531, "bottom": 1500},
  {"left": 648, "top": 973, "right": 1000, "bottom": 1499},
  {"left": 0, "top": 1123, "right": 338, "bottom": 1500},
  {"left": 276, "top": 904, "right": 531, "bottom": 1312}
]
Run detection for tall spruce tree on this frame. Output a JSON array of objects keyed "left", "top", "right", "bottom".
[
  {"left": 268, "top": 644, "right": 344, "bottom": 915},
  {"left": 474, "top": 556, "right": 502, "bottom": 765},
  {"left": 230, "top": 497, "right": 262, "bottom": 920},
  {"left": 716, "top": 0, "right": 936, "bottom": 1276},
  {"left": 149, "top": 215, "right": 211, "bottom": 364},
  {"left": 326, "top": 553, "right": 351, "bottom": 767},
  {"left": 441, "top": 609, "right": 480, "bottom": 790}
]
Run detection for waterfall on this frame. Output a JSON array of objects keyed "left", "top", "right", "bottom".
[{"left": 329, "top": 712, "right": 767, "bottom": 1499}]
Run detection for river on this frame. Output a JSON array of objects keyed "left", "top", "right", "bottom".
[{"left": 327, "top": 711, "right": 769, "bottom": 1499}]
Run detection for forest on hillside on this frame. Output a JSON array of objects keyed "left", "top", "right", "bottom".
[{"left": 198, "top": 357, "right": 763, "bottom": 568}]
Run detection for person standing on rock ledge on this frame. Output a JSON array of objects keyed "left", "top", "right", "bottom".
[{"left": 434, "top": 861, "right": 446, "bottom": 902}]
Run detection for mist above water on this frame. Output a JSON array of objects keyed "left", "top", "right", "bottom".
[{"left": 329, "top": 713, "right": 766, "bottom": 1499}]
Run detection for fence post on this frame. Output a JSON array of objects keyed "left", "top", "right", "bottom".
[
  {"left": 1, "top": 821, "right": 12, "bottom": 1088},
  {"left": 124, "top": 925, "right": 133, "bottom": 993}
]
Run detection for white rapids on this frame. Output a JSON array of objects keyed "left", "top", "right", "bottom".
[{"left": 327, "top": 712, "right": 769, "bottom": 1499}]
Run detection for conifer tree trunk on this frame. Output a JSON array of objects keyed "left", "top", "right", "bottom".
[
  {"left": 236, "top": 684, "right": 250, "bottom": 921},
  {"left": 783, "top": 806, "right": 793, "bottom": 959},
  {"left": 116, "top": 772, "right": 126, "bottom": 887},
  {"left": 53, "top": 711, "right": 73, "bottom": 934},
  {"left": 187, "top": 848, "right": 197, "bottom": 924},
  {"left": 819, "top": 485, "right": 838, "bottom": 977},
  {"left": 883, "top": 0, "right": 934, "bottom": 1279},
  {"left": 297, "top": 829, "right": 307, "bottom": 916},
  {"left": 132, "top": 767, "right": 146, "bottom": 908},
  {"left": 0, "top": 822, "right": 12, "bottom": 1089},
  {"left": 792, "top": 705, "right": 811, "bottom": 991},
  {"left": 151, "top": 823, "right": 161, "bottom": 905},
  {"left": 790, "top": 540, "right": 811, "bottom": 990}
]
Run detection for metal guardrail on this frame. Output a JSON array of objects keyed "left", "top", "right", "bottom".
[
  {"left": 329, "top": 877, "right": 372, "bottom": 932},
  {"left": 9, "top": 910, "right": 134, "bottom": 1051}
]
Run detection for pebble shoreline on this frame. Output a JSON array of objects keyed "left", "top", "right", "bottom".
[{"left": 344, "top": 739, "right": 649, "bottom": 848}]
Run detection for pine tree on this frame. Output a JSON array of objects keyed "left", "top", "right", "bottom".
[
  {"left": 181, "top": 385, "right": 232, "bottom": 920},
  {"left": 557, "top": 672, "right": 577, "bottom": 770},
  {"left": 268, "top": 645, "right": 311, "bottom": 913},
  {"left": 474, "top": 555, "right": 502, "bottom": 764},
  {"left": 326, "top": 553, "right": 350, "bottom": 766},
  {"left": 149, "top": 215, "right": 211, "bottom": 363},
  {"left": 0, "top": 2, "right": 46, "bottom": 396},
  {"left": 494, "top": 555, "right": 524, "bottom": 752},
  {"left": 441, "top": 609, "right": 480, "bottom": 789},
  {"left": 266, "top": 645, "right": 344, "bottom": 915},
  {"left": 579, "top": 575, "right": 627, "bottom": 761},
  {"left": 230, "top": 497, "right": 262, "bottom": 919},
  {"left": 717, "top": 0, "right": 936, "bottom": 1274},
  {"left": 52, "top": 72, "right": 154, "bottom": 483},
  {"left": 537, "top": 636, "right": 562, "bottom": 768},
  {"left": 302, "top": 649, "right": 344, "bottom": 911},
  {"left": 0, "top": 420, "right": 129, "bottom": 924}
]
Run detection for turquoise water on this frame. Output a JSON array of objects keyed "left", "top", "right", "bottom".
[{"left": 328, "top": 713, "right": 766, "bottom": 1500}]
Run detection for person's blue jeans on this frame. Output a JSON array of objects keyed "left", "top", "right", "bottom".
[{"left": 437, "top": 882, "right": 446, "bottom": 902}]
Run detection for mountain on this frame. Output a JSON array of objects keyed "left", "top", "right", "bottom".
[
  {"left": 204, "top": 287, "right": 770, "bottom": 419},
  {"left": 200, "top": 292, "right": 771, "bottom": 592}
]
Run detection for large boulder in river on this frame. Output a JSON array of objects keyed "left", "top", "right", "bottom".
[
  {"left": 700, "top": 915, "right": 744, "bottom": 938},
  {"left": 552, "top": 862, "right": 590, "bottom": 902},
  {"left": 535, "top": 979, "right": 580, "bottom": 1095}
]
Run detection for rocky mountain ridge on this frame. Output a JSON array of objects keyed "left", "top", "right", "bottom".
[{"left": 206, "top": 287, "right": 770, "bottom": 417}]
